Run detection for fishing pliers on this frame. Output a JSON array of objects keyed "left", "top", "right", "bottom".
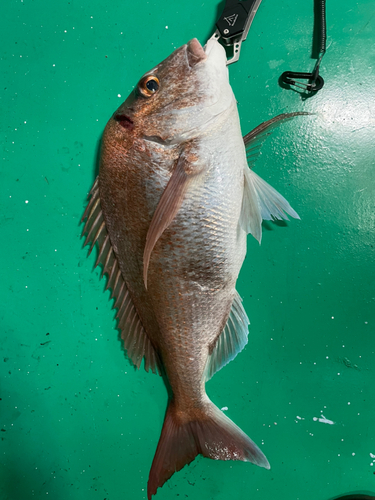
[{"left": 207, "top": 0, "right": 263, "bottom": 65}]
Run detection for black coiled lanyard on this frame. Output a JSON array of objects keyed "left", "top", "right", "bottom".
[{"left": 280, "top": 0, "right": 327, "bottom": 93}]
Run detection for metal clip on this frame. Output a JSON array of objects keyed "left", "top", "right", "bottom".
[{"left": 207, "top": 0, "right": 263, "bottom": 65}]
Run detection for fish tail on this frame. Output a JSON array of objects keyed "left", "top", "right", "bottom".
[{"left": 147, "top": 397, "right": 270, "bottom": 499}]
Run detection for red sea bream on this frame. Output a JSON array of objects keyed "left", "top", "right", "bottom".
[{"left": 82, "top": 37, "right": 300, "bottom": 498}]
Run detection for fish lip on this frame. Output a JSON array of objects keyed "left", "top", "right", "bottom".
[
  {"left": 203, "top": 38, "right": 218, "bottom": 58},
  {"left": 113, "top": 113, "right": 134, "bottom": 130},
  {"left": 203, "top": 41, "right": 211, "bottom": 55}
]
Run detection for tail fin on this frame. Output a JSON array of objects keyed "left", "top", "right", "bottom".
[{"left": 147, "top": 397, "right": 270, "bottom": 499}]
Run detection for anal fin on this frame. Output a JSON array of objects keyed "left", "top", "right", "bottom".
[
  {"left": 205, "top": 291, "right": 250, "bottom": 381},
  {"left": 81, "top": 176, "right": 161, "bottom": 375}
]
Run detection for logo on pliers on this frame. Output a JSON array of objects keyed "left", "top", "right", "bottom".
[{"left": 224, "top": 14, "right": 238, "bottom": 26}]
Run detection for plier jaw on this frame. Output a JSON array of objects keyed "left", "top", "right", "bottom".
[{"left": 208, "top": 0, "right": 263, "bottom": 65}]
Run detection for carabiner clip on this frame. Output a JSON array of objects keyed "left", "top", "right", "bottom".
[{"left": 280, "top": 60, "right": 325, "bottom": 92}]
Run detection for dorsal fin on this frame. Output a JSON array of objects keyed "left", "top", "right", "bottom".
[
  {"left": 81, "top": 176, "right": 161, "bottom": 375},
  {"left": 205, "top": 291, "right": 250, "bottom": 381}
]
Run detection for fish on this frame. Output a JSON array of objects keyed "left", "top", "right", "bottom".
[{"left": 82, "top": 37, "right": 303, "bottom": 498}]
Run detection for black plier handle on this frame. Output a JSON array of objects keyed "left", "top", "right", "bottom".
[{"left": 208, "top": 0, "right": 263, "bottom": 65}]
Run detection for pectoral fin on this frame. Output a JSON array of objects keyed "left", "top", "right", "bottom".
[
  {"left": 143, "top": 156, "right": 201, "bottom": 288},
  {"left": 240, "top": 167, "right": 300, "bottom": 243}
]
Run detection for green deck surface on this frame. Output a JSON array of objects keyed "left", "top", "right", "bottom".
[{"left": 1, "top": 0, "right": 374, "bottom": 499}]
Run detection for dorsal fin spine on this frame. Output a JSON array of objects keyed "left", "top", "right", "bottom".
[
  {"left": 89, "top": 221, "right": 105, "bottom": 255},
  {"left": 83, "top": 197, "right": 100, "bottom": 234},
  {"left": 95, "top": 234, "right": 109, "bottom": 267},
  {"left": 125, "top": 313, "right": 139, "bottom": 353},
  {"left": 135, "top": 330, "right": 147, "bottom": 368},
  {"left": 89, "top": 177, "right": 99, "bottom": 194},
  {"left": 105, "top": 259, "right": 118, "bottom": 291},
  {"left": 144, "top": 343, "right": 151, "bottom": 372},
  {"left": 115, "top": 289, "right": 129, "bottom": 316},
  {"left": 114, "top": 282, "right": 125, "bottom": 307},
  {"left": 111, "top": 269, "right": 122, "bottom": 299},
  {"left": 118, "top": 298, "right": 133, "bottom": 329},
  {"left": 116, "top": 290, "right": 130, "bottom": 319},
  {"left": 148, "top": 347, "right": 158, "bottom": 374},
  {"left": 84, "top": 211, "right": 102, "bottom": 248},
  {"left": 128, "top": 317, "right": 141, "bottom": 356},
  {"left": 81, "top": 187, "right": 99, "bottom": 223},
  {"left": 101, "top": 246, "right": 113, "bottom": 278}
]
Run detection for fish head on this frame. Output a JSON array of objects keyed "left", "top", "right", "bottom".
[{"left": 110, "top": 38, "right": 234, "bottom": 146}]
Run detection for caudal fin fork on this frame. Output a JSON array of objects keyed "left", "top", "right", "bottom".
[{"left": 147, "top": 397, "right": 270, "bottom": 499}]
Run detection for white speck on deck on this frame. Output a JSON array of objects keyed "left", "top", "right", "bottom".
[{"left": 313, "top": 415, "right": 335, "bottom": 425}]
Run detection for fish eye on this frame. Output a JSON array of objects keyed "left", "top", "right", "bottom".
[{"left": 138, "top": 75, "right": 160, "bottom": 97}]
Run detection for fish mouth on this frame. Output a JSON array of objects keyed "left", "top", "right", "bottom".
[
  {"left": 114, "top": 113, "right": 134, "bottom": 130},
  {"left": 203, "top": 39, "right": 214, "bottom": 56},
  {"left": 186, "top": 38, "right": 207, "bottom": 68}
]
